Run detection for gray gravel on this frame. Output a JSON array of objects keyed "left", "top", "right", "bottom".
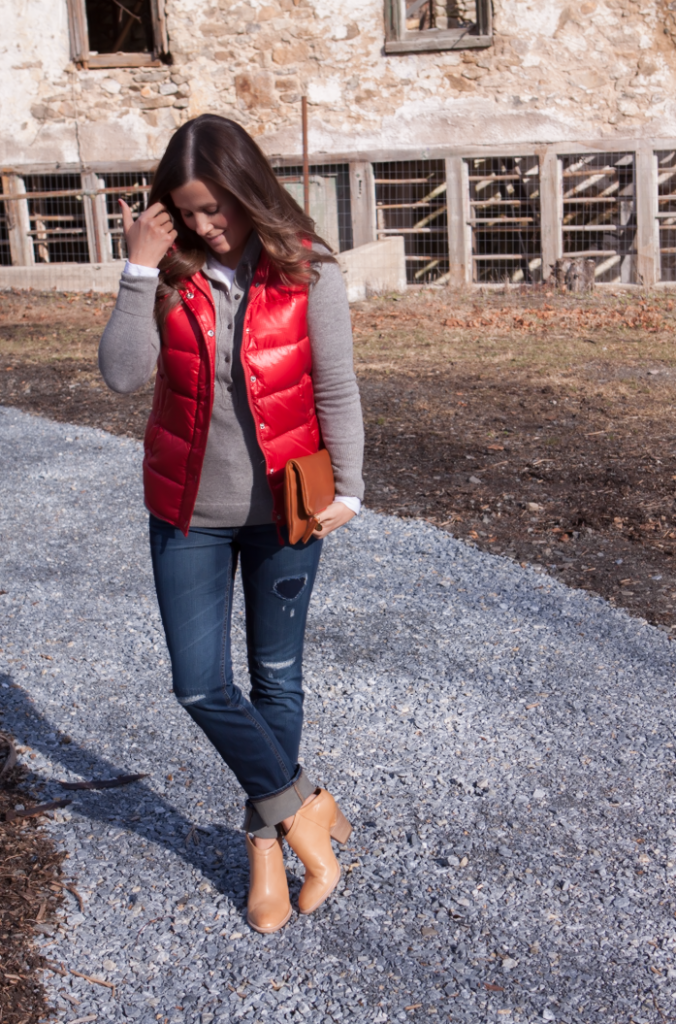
[{"left": 1, "top": 403, "right": 676, "bottom": 1024}]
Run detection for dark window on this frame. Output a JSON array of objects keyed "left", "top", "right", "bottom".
[
  {"left": 85, "top": 0, "right": 155, "bottom": 56},
  {"left": 67, "top": 0, "right": 168, "bottom": 68}
]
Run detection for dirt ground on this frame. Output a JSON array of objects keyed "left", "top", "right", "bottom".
[
  {"left": 1, "top": 285, "right": 674, "bottom": 638},
  {"left": 0, "top": 731, "right": 65, "bottom": 1024}
]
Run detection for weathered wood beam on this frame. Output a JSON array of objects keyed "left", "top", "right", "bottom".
[
  {"left": 349, "top": 162, "right": 377, "bottom": 248},
  {"left": 1, "top": 174, "right": 34, "bottom": 267},
  {"left": 635, "top": 145, "right": 658, "bottom": 286},
  {"left": 539, "top": 149, "right": 562, "bottom": 281},
  {"left": 445, "top": 156, "right": 470, "bottom": 287}
]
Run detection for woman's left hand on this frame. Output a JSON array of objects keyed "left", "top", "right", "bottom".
[{"left": 313, "top": 501, "right": 355, "bottom": 538}]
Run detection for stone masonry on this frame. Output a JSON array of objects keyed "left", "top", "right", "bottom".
[{"left": 2, "top": 1, "right": 676, "bottom": 167}]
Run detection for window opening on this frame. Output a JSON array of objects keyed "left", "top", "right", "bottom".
[
  {"left": 0, "top": 184, "right": 11, "bottom": 267},
  {"left": 560, "top": 153, "right": 636, "bottom": 284},
  {"left": 67, "top": 0, "right": 168, "bottom": 68},
  {"left": 273, "top": 164, "right": 353, "bottom": 253},
  {"left": 99, "top": 171, "right": 154, "bottom": 260},
  {"left": 24, "top": 174, "right": 90, "bottom": 264},
  {"left": 386, "top": 0, "right": 492, "bottom": 53},
  {"left": 467, "top": 156, "right": 542, "bottom": 285},
  {"left": 85, "top": 0, "right": 154, "bottom": 55},
  {"left": 406, "top": 0, "right": 475, "bottom": 30},
  {"left": 656, "top": 150, "right": 676, "bottom": 282},
  {"left": 373, "top": 160, "right": 449, "bottom": 284}
]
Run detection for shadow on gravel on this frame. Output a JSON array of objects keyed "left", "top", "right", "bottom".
[{"left": 1, "top": 675, "right": 256, "bottom": 919}]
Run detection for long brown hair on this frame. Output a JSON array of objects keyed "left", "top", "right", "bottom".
[{"left": 148, "top": 114, "right": 336, "bottom": 323}]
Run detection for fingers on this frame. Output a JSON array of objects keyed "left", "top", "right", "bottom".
[
  {"left": 145, "top": 199, "right": 167, "bottom": 216},
  {"left": 118, "top": 198, "right": 135, "bottom": 237}
]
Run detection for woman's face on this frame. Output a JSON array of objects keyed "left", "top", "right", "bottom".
[{"left": 170, "top": 178, "right": 253, "bottom": 268}]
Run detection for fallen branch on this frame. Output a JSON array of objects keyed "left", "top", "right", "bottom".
[
  {"left": 43, "top": 962, "right": 68, "bottom": 977},
  {"left": 4, "top": 799, "right": 72, "bottom": 823},
  {"left": 65, "top": 884, "right": 85, "bottom": 912},
  {"left": 71, "top": 968, "right": 116, "bottom": 996},
  {"left": 185, "top": 824, "right": 209, "bottom": 846},
  {"left": 135, "top": 916, "right": 160, "bottom": 942},
  {"left": 59, "top": 773, "right": 148, "bottom": 791}
]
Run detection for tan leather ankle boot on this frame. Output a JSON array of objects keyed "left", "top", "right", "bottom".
[
  {"left": 284, "top": 788, "right": 352, "bottom": 914},
  {"left": 245, "top": 835, "right": 292, "bottom": 933}
]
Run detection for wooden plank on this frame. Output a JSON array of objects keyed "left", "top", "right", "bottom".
[
  {"left": 1, "top": 174, "right": 34, "bottom": 266},
  {"left": 374, "top": 178, "right": 432, "bottom": 184},
  {"left": 476, "top": 0, "right": 492, "bottom": 35},
  {"left": 150, "top": 0, "right": 169, "bottom": 55},
  {"left": 560, "top": 249, "right": 619, "bottom": 257},
  {"left": 82, "top": 171, "right": 113, "bottom": 264},
  {"left": 349, "top": 162, "right": 376, "bottom": 248},
  {"left": 385, "top": 33, "right": 492, "bottom": 53},
  {"left": 472, "top": 254, "right": 543, "bottom": 262},
  {"left": 65, "top": 0, "right": 89, "bottom": 63},
  {"left": 385, "top": 0, "right": 403, "bottom": 42},
  {"left": 538, "top": 149, "right": 561, "bottom": 281},
  {"left": 87, "top": 54, "right": 160, "bottom": 68},
  {"left": 2, "top": 184, "right": 152, "bottom": 201},
  {"left": 635, "top": 145, "right": 658, "bottom": 286},
  {"left": 562, "top": 197, "right": 625, "bottom": 204},
  {"left": 468, "top": 218, "right": 534, "bottom": 224},
  {"left": 444, "top": 156, "right": 469, "bottom": 288},
  {"left": 266, "top": 139, "right": 676, "bottom": 168},
  {"left": 468, "top": 174, "right": 530, "bottom": 182}
]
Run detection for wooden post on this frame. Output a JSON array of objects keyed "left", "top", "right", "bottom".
[
  {"left": 150, "top": 0, "right": 169, "bottom": 55},
  {"left": 65, "top": 0, "right": 89, "bottom": 64},
  {"left": 445, "top": 156, "right": 470, "bottom": 287},
  {"left": 348, "top": 162, "right": 376, "bottom": 248},
  {"left": 1, "top": 173, "right": 34, "bottom": 266},
  {"left": 635, "top": 144, "right": 658, "bottom": 287},
  {"left": 476, "top": 0, "right": 492, "bottom": 36},
  {"left": 301, "top": 96, "right": 310, "bottom": 216},
  {"left": 82, "top": 171, "right": 113, "bottom": 263},
  {"left": 539, "top": 147, "right": 562, "bottom": 281}
]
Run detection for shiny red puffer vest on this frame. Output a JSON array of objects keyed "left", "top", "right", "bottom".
[{"left": 143, "top": 250, "right": 320, "bottom": 534}]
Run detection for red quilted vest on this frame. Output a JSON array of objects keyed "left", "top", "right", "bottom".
[{"left": 143, "top": 250, "right": 321, "bottom": 535}]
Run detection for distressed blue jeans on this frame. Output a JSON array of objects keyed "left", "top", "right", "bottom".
[{"left": 149, "top": 515, "right": 322, "bottom": 837}]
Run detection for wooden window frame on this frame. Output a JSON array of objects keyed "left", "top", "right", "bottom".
[
  {"left": 66, "top": 0, "right": 169, "bottom": 69},
  {"left": 385, "top": 0, "right": 492, "bottom": 53}
]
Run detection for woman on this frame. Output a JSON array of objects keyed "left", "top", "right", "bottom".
[{"left": 98, "top": 114, "right": 364, "bottom": 933}]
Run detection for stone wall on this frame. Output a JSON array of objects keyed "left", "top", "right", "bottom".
[{"left": 3, "top": 0, "right": 676, "bottom": 168}]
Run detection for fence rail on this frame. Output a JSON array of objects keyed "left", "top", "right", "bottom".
[{"left": 0, "top": 146, "right": 672, "bottom": 287}]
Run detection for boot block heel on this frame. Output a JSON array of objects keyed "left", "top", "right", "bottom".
[{"left": 330, "top": 807, "right": 352, "bottom": 844}]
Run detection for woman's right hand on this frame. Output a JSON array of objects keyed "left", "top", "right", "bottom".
[{"left": 119, "top": 198, "right": 177, "bottom": 269}]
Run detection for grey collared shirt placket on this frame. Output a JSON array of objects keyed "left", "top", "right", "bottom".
[{"left": 194, "top": 237, "right": 277, "bottom": 527}]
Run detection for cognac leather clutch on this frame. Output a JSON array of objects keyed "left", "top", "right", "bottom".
[{"left": 284, "top": 449, "right": 335, "bottom": 544}]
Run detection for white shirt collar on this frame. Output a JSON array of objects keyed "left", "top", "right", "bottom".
[{"left": 204, "top": 254, "right": 237, "bottom": 293}]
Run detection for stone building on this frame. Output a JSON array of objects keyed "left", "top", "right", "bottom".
[{"left": 2, "top": 0, "right": 676, "bottom": 289}]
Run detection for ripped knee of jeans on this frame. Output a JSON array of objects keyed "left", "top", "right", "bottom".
[
  {"left": 175, "top": 691, "right": 207, "bottom": 707},
  {"left": 271, "top": 574, "right": 308, "bottom": 601},
  {"left": 257, "top": 655, "right": 296, "bottom": 673}
]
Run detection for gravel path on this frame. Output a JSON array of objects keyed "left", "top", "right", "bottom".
[{"left": 1, "top": 404, "right": 675, "bottom": 1024}]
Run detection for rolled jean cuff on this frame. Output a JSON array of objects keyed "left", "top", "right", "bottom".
[{"left": 244, "top": 767, "right": 316, "bottom": 838}]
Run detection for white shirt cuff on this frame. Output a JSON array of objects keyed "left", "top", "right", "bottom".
[
  {"left": 123, "top": 261, "right": 160, "bottom": 278},
  {"left": 334, "top": 496, "right": 361, "bottom": 515}
]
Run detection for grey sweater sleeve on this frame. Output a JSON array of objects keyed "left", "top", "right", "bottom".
[
  {"left": 307, "top": 259, "right": 365, "bottom": 501},
  {"left": 98, "top": 274, "right": 160, "bottom": 393}
]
